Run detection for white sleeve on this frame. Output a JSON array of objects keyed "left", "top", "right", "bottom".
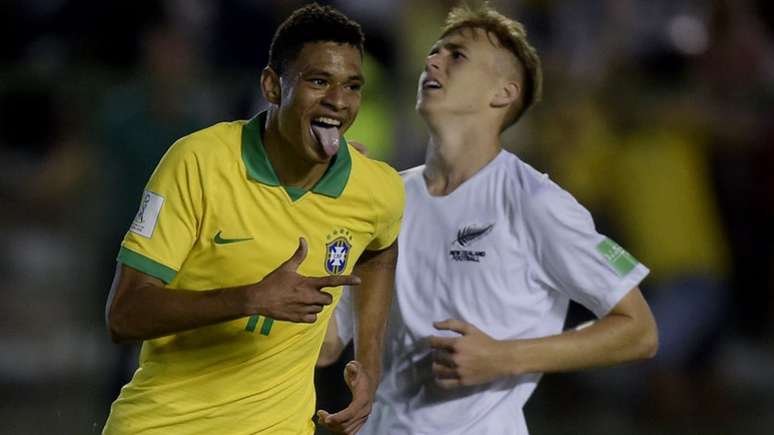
[
  {"left": 524, "top": 183, "right": 649, "bottom": 318},
  {"left": 334, "top": 286, "right": 355, "bottom": 346}
]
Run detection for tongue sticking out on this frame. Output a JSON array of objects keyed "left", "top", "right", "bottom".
[{"left": 311, "top": 125, "right": 340, "bottom": 157}]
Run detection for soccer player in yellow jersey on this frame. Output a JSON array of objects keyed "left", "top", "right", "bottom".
[{"left": 102, "top": 4, "right": 404, "bottom": 435}]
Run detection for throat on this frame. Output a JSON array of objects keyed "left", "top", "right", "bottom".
[
  {"left": 264, "top": 136, "right": 330, "bottom": 191},
  {"left": 424, "top": 140, "right": 501, "bottom": 196}
]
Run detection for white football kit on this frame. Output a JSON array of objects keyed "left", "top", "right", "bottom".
[{"left": 336, "top": 150, "right": 649, "bottom": 435}]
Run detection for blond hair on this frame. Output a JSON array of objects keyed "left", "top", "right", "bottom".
[{"left": 441, "top": 3, "right": 543, "bottom": 127}]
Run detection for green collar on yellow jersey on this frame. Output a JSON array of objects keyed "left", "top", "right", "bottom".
[{"left": 242, "top": 110, "right": 351, "bottom": 200}]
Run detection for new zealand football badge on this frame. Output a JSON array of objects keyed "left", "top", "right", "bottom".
[{"left": 325, "top": 228, "right": 353, "bottom": 275}]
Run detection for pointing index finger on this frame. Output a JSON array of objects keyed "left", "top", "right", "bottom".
[{"left": 309, "top": 274, "right": 362, "bottom": 289}]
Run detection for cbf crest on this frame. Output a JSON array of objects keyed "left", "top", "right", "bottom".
[{"left": 325, "top": 228, "right": 353, "bottom": 275}]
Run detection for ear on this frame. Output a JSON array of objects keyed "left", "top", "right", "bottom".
[
  {"left": 260, "top": 67, "right": 282, "bottom": 105},
  {"left": 491, "top": 80, "right": 520, "bottom": 109}
]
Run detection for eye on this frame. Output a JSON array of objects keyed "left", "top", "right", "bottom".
[
  {"left": 347, "top": 83, "right": 362, "bottom": 92},
  {"left": 309, "top": 78, "right": 328, "bottom": 87},
  {"left": 452, "top": 50, "right": 466, "bottom": 60}
]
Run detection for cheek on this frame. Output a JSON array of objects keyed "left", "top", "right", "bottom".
[{"left": 348, "top": 95, "right": 362, "bottom": 112}]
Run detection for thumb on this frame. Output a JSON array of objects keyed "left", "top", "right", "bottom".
[
  {"left": 343, "top": 360, "right": 362, "bottom": 390},
  {"left": 282, "top": 237, "right": 308, "bottom": 270}
]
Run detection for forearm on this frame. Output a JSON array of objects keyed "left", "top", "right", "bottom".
[
  {"left": 351, "top": 243, "right": 397, "bottom": 385},
  {"left": 108, "top": 239, "right": 356, "bottom": 343},
  {"left": 502, "top": 310, "right": 657, "bottom": 376},
  {"left": 317, "top": 313, "right": 346, "bottom": 367},
  {"left": 107, "top": 282, "right": 249, "bottom": 342},
  {"left": 499, "top": 288, "right": 658, "bottom": 376}
]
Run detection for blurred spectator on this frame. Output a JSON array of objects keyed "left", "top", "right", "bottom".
[
  {"left": 2, "top": 0, "right": 774, "bottom": 433},
  {"left": 93, "top": 21, "right": 218, "bottom": 399}
]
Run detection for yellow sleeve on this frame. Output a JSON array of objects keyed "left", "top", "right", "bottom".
[
  {"left": 117, "top": 137, "right": 204, "bottom": 283},
  {"left": 366, "top": 163, "right": 405, "bottom": 251}
]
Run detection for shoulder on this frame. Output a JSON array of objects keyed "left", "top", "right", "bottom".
[
  {"left": 399, "top": 165, "right": 425, "bottom": 184},
  {"left": 349, "top": 144, "right": 404, "bottom": 193},
  {"left": 517, "top": 167, "right": 592, "bottom": 235},
  {"left": 348, "top": 144, "right": 406, "bottom": 215},
  {"left": 168, "top": 120, "right": 245, "bottom": 159},
  {"left": 151, "top": 121, "right": 245, "bottom": 180},
  {"left": 498, "top": 151, "right": 592, "bottom": 228}
]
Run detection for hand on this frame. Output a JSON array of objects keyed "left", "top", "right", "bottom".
[
  {"left": 317, "top": 361, "right": 374, "bottom": 434},
  {"left": 247, "top": 238, "right": 361, "bottom": 323},
  {"left": 429, "top": 319, "right": 509, "bottom": 388}
]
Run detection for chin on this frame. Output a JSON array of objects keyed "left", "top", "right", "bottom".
[{"left": 416, "top": 100, "right": 439, "bottom": 117}]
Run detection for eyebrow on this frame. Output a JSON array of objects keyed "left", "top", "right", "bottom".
[
  {"left": 430, "top": 41, "right": 469, "bottom": 53},
  {"left": 444, "top": 42, "right": 468, "bottom": 52}
]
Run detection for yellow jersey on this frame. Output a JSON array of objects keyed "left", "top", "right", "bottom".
[{"left": 103, "top": 111, "right": 404, "bottom": 434}]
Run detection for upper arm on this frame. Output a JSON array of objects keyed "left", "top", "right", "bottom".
[
  {"left": 608, "top": 286, "right": 657, "bottom": 330},
  {"left": 607, "top": 286, "right": 659, "bottom": 355},
  {"left": 105, "top": 263, "right": 165, "bottom": 340},
  {"left": 365, "top": 164, "right": 405, "bottom": 251},
  {"left": 119, "top": 137, "right": 205, "bottom": 284},
  {"left": 525, "top": 186, "right": 649, "bottom": 317},
  {"left": 354, "top": 241, "right": 398, "bottom": 271}
]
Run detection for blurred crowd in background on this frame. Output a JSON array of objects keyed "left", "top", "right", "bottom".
[{"left": 1, "top": 0, "right": 773, "bottom": 434}]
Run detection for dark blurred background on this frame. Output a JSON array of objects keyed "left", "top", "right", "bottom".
[{"left": 1, "top": 0, "right": 772, "bottom": 434}]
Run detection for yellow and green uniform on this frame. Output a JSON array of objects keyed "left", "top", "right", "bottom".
[{"left": 103, "top": 111, "right": 404, "bottom": 434}]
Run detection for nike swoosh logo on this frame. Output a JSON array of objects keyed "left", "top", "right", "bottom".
[{"left": 213, "top": 231, "right": 254, "bottom": 245}]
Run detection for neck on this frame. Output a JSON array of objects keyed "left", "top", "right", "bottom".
[
  {"left": 263, "top": 108, "right": 329, "bottom": 190},
  {"left": 422, "top": 113, "right": 502, "bottom": 196}
]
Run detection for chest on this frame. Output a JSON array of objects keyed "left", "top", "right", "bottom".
[
  {"left": 176, "top": 180, "right": 377, "bottom": 290},
  {"left": 399, "top": 183, "right": 523, "bottom": 276},
  {"left": 395, "top": 182, "right": 549, "bottom": 338}
]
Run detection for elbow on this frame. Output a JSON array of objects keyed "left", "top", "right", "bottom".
[
  {"left": 106, "top": 314, "right": 126, "bottom": 344},
  {"left": 317, "top": 340, "right": 345, "bottom": 368},
  {"left": 638, "top": 320, "right": 659, "bottom": 360},
  {"left": 106, "top": 306, "right": 136, "bottom": 344}
]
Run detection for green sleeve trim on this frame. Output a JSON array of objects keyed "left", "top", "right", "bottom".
[{"left": 117, "top": 247, "right": 177, "bottom": 284}]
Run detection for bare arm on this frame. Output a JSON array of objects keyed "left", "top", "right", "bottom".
[
  {"left": 317, "top": 309, "right": 347, "bottom": 367},
  {"left": 430, "top": 287, "right": 658, "bottom": 387},
  {"left": 106, "top": 238, "right": 361, "bottom": 343},
  {"left": 317, "top": 241, "right": 398, "bottom": 434},
  {"left": 351, "top": 242, "right": 397, "bottom": 384}
]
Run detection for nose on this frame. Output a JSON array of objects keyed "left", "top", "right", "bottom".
[
  {"left": 321, "top": 85, "right": 347, "bottom": 112},
  {"left": 425, "top": 53, "right": 441, "bottom": 72}
]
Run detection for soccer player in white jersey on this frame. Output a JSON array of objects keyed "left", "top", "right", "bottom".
[{"left": 321, "top": 4, "right": 659, "bottom": 435}]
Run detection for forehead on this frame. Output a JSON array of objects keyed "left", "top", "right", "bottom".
[
  {"left": 288, "top": 41, "right": 362, "bottom": 77},
  {"left": 437, "top": 27, "right": 500, "bottom": 50}
]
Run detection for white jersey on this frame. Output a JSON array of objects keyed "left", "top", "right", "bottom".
[{"left": 338, "top": 150, "right": 649, "bottom": 435}]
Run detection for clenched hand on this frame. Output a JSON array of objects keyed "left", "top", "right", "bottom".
[
  {"left": 430, "top": 319, "right": 511, "bottom": 388},
  {"left": 316, "top": 361, "right": 375, "bottom": 434}
]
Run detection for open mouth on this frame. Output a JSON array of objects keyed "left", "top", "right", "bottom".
[
  {"left": 422, "top": 79, "right": 443, "bottom": 90},
  {"left": 310, "top": 116, "right": 342, "bottom": 157}
]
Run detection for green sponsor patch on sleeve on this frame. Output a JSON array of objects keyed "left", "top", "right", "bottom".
[{"left": 596, "top": 238, "right": 639, "bottom": 277}]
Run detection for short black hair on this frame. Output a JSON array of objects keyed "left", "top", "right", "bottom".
[{"left": 268, "top": 3, "right": 364, "bottom": 76}]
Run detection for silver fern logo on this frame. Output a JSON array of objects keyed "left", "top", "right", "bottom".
[
  {"left": 454, "top": 223, "right": 495, "bottom": 247},
  {"left": 450, "top": 223, "right": 494, "bottom": 262}
]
